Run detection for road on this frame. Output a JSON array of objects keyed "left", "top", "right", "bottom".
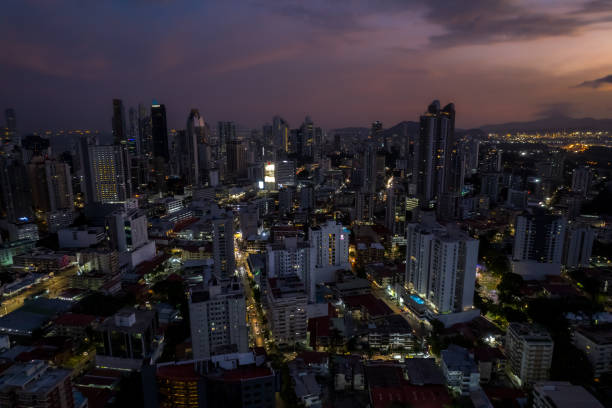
[
  {"left": 235, "top": 247, "right": 266, "bottom": 348},
  {"left": 0, "top": 265, "right": 78, "bottom": 317}
]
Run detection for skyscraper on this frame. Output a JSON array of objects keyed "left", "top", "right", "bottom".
[
  {"left": 272, "top": 115, "right": 290, "bottom": 153},
  {"left": 571, "top": 166, "right": 592, "bottom": 196},
  {"left": 87, "top": 145, "right": 130, "bottom": 203},
  {"left": 138, "top": 103, "right": 153, "bottom": 158},
  {"left": 112, "top": 100, "right": 132, "bottom": 199},
  {"left": 385, "top": 179, "right": 407, "bottom": 243},
  {"left": 189, "top": 276, "right": 249, "bottom": 360},
  {"left": 4, "top": 108, "right": 18, "bottom": 145},
  {"left": 212, "top": 208, "right": 235, "bottom": 278},
  {"left": 27, "top": 157, "right": 73, "bottom": 212},
  {"left": 217, "top": 121, "right": 236, "bottom": 156},
  {"left": 112, "top": 99, "right": 127, "bottom": 146},
  {"left": 415, "top": 100, "right": 456, "bottom": 208},
  {"left": 226, "top": 139, "right": 247, "bottom": 180},
  {"left": 127, "top": 106, "right": 139, "bottom": 155},
  {"left": 362, "top": 140, "right": 378, "bottom": 194},
  {"left": 151, "top": 103, "right": 169, "bottom": 161},
  {"left": 405, "top": 218, "right": 478, "bottom": 314},
  {"left": 184, "top": 109, "right": 206, "bottom": 185},
  {"left": 0, "top": 154, "right": 32, "bottom": 222}
]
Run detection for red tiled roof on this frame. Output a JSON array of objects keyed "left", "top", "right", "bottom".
[
  {"left": 221, "top": 366, "right": 273, "bottom": 381},
  {"left": 343, "top": 294, "right": 393, "bottom": 316},
  {"left": 54, "top": 313, "right": 98, "bottom": 327},
  {"left": 370, "top": 384, "right": 451, "bottom": 408},
  {"left": 157, "top": 362, "right": 200, "bottom": 381},
  {"left": 307, "top": 316, "right": 331, "bottom": 349}
]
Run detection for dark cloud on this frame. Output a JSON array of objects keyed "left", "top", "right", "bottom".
[
  {"left": 423, "top": 0, "right": 583, "bottom": 47},
  {"left": 259, "top": 0, "right": 612, "bottom": 48},
  {"left": 535, "top": 103, "right": 573, "bottom": 118},
  {"left": 582, "top": 0, "right": 612, "bottom": 12},
  {"left": 576, "top": 74, "right": 612, "bottom": 88}
]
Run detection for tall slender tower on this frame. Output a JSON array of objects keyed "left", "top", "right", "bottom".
[
  {"left": 415, "top": 100, "right": 456, "bottom": 208},
  {"left": 151, "top": 103, "right": 169, "bottom": 161},
  {"left": 185, "top": 109, "right": 205, "bottom": 186},
  {"left": 4, "top": 108, "right": 18, "bottom": 145},
  {"left": 112, "top": 99, "right": 127, "bottom": 146}
]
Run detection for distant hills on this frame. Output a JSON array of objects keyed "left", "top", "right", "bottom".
[
  {"left": 332, "top": 116, "right": 612, "bottom": 140},
  {"left": 480, "top": 116, "right": 612, "bottom": 133}
]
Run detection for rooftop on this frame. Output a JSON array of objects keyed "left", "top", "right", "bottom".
[
  {"left": 534, "top": 382, "right": 604, "bottom": 408},
  {"left": 574, "top": 324, "right": 612, "bottom": 345},
  {"left": 343, "top": 294, "right": 393, "bottom": 317}
]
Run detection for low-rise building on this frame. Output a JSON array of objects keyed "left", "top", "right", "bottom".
[
  {"left": 441, "top": 345, "right": 480, "bottom": 395},
  {"left": 0, "top": 360, "right": 75, "bottom": 408},
  {"left": 94, "top": 307, "right": 158, "bottom": 370},
  {"left": 533, "top": 382, "right": 604, "bottom": 408},
  {"left": 58, "top": 226, "right": 105, "bottom": 248},
  {"left": 573, "top": 325, "right": 612, "bottom": 377}
]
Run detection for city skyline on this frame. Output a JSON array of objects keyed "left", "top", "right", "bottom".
[{"left": 2, "top": 0, "right": 612, "bottom": 132}]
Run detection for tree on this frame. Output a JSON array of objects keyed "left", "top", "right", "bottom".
[{"left": 497, "top": 273, "right": 523, "bottom": 304}]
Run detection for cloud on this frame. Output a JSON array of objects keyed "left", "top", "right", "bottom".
[
  {"left": 576, "top": 74, "right": 612, "bottom": 88},
  {"left": 257, "top": 0, "right": 612, "bottom": 48},
  {"left": 535, "top": 103, "right": 573, "bottom": 118}
]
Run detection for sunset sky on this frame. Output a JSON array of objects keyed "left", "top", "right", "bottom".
[{"left": 2, "top": 0, "right": 612, "bottom": 132}]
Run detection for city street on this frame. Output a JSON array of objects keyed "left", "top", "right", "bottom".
[{"left": 0, "top": 265, "right": 78, "bottom": 317}]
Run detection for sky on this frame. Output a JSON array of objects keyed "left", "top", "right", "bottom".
[{"left": 2, "top": 0, "right": 612, "bottom": 133}]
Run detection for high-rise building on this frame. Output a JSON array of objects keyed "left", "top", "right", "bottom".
[
  {"left": 4, "top": 108, "right": 18, "bottom": 145},
  {"left": 512, "top": 213, "right": 566, "bottom": 278},
  {"left": 212, "top": 208, "right": 235, "bottom": 278},
  {"left": 361, "top": 141, "right": 378, "bottom": 194},
  {"left": 385, "top": 179, "right": 407, "bottom": 243},
  {"left": 300, "top": 116, "right": 322, "bottom": 162},
  {"left": 151, "top": 103, "right": 169, "bottom": 161},
  {"left": 138, "top": 103, "right": 153, "bottom": 158},
  {"left": 571, "top": 166, "right": 592, "bottom": 196},
  {"left": 309, "top": 220, "right": 350, "bottom": 284},
  {"left": 27, "top": 157, "right": 73, "bottom": 213},
  {"left": 127, "top": 106, "right": 139, "bottom": 155},
  {"left": 106, "top": 209, "right": 149, "bottom": 252},
  {"left": 226, "top": 140, "right": 247, "bottom": 180},
  {"left": 405, "top": 218, "right": 478, "bottom": 314},
  {"left": 112, "top": 98, "right": 127, "bottom": 146},
  {"left": 415, "top": 101, "right": 456, "bottom": 208},
  {"left": 274, "top": 160, "right": 296, "bottom": 188},
  {"left": 480, "top": 173, "right": 501, "bottom": 203},
  {"left": 189, "top": 276, "right": 249, "bottom": 359},
  {"left": 562, "top": 222, "right": 595, "bottom": 268},
  {"left": 218, "top": 121, "right": 236, "bottom": 155},
  {"left": 505, "top": 323, "right": 554, "bottom": 387},
  {"left": 87, "top": 145, "right": 130, "bottom": 203},
  {"left": 0, "top": 155, "right": 32, "bottom": 222},
  {"left": 184, "top": 109, "right": 206, "bottom": 186},
  {"left": 266, "top": 237, "right": 315, "bottom": 300},
  {"left": 266, "top": 275, "right": 308, "bottom": 344},
  {"left": 272, "top": 115, "right": 290, "bottom": 153}
]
